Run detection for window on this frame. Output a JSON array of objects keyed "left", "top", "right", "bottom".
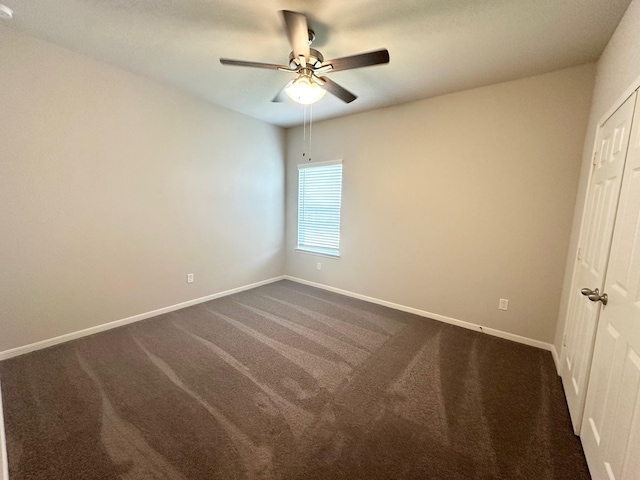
[{"left": 297, "top": 160, "right": 343, "bottom": 257}]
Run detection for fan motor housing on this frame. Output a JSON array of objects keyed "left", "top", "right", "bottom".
[{"left": 289, "top": 48, "right": 324, "bottom": 69}]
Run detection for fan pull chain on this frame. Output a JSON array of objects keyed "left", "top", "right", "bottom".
[
  {"left": 308, "top": 103, "right": 313, "bottom": 161},
  {"left": 301, "top": 104, "right": 315, "bottom": 161},
  {"left": 302, "top": 104, "right": 307, "bottom": 159}
]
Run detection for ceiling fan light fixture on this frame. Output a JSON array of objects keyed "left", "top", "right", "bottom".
[
  {"left": 220, "top": 11, "right": 389, "bottom": 106},
  {"left": 285, "top": 73, "right": 326, "bottom": 105}
]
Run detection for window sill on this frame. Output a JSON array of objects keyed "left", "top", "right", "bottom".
[{"left": 295, "top": 247, "right": 340, "bottom": 259}]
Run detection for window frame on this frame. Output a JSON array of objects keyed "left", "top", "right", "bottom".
[{"left": 296, "top": 159, "right": 343, "bottom": 258}]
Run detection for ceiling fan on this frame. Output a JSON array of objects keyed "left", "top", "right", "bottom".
[{"left": 220, "top": 10, "right": 390, "bottom": 105}]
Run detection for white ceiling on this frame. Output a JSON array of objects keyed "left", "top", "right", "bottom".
[{"left": 1, "top": 0, "right": 632, "bottom": 127}]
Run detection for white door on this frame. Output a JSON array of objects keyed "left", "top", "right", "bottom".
[
  {"left": 581, "top": 92, "right": 640, "bottom": 480},
  {"left": 561, "top": 92, "right": 637, "bottom": 432}
]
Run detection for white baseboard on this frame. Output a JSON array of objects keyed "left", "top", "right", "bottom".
[
  {"left": 0, "top": 273, "right": 558, "bottom": 363},
  {"left": 0, "top": 276, "right": 285, "bottom": 362},
  {"left": 0, "top": 383, "right": 8, "bottom": 480},
  {"left": 284, "top": 276, "right": 556, "bottom": 354}
]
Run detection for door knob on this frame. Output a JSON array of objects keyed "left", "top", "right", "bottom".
[{"left": 581, "top": 287, "right": 608, "bottom": 306}]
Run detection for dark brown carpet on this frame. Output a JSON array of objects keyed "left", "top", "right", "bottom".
[{"left": 0, "top": 280, "right": 590, "bottom": 479}]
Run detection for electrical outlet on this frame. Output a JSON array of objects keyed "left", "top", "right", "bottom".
[
  {"left": 187, "top": 273, "right": 194, "bottom": 284},
  {"left": 317, "top": 262, "right": 322, "bottom": 271},
  {"left": 499, "top": 299, "right": 509, "bottom": 311}
]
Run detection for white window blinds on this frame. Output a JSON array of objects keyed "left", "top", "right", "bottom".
[{"left": 297, "top": 160, "right": 343, "bottom": 257}]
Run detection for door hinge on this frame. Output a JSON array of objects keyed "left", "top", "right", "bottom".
[
  {"left": 593, "top": 151, "right": 598, "bottom": 166},
  {"left": 577, "top": 247, "right": 582, "bottom": 261},
  {"left": 563, "top": 333, "right": 567, "bottom": 347}
]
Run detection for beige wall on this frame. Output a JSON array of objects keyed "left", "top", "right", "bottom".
[
  {"left": 0, "top": 23, "right": 606, "bottom": 353},
  {"left": 285, "top": 64, "right": 596, "bottom": 344},
  {"left": 0, "top": 29, "right": 285, "bottom": 352},
  {"left": 555, "top": 0, "right": 640, "bottom": 354}
]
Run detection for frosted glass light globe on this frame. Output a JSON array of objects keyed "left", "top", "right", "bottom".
[{"left": 285, "top": 75, "right": 326, "bottom": 105}]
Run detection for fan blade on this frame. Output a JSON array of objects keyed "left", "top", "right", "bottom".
[
  {"left": 272, "top": 80, "right": 294, "bottom": 103},
  {"left": 322, "top": 49, "right": 389, "bottom": 72},
  {"left": 320, "top": 77, "right": 357, "bottom": 103},
  {"left": 280, "top": 10, "right": 310, "bottom": 60},
  {"left": 312, "top": 75, "right": 326, "bottom": 86},
  {"left": 220, "top": 58, "right": 288, "bottom": 70}
]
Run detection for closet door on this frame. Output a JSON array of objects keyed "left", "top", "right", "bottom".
[
  {"left": 561, "top": 92, "right": 636, "bottom": 431},
  {"left": 581, "top": 92, "right": 640, "bottom": 480}
]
